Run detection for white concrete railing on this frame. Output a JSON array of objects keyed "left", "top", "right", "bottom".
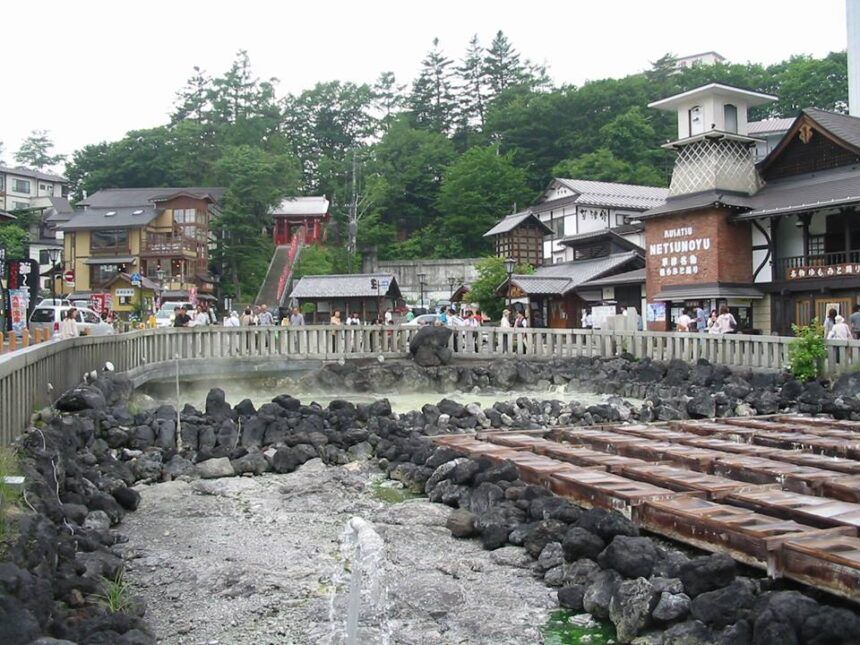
[{"left": 0, "top": 326, "right": 858, "bottom": 445}]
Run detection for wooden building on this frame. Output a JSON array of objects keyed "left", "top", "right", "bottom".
[
  {"left": 288, "top": 273, "right": 402, "bottom": 323},
  {"left": 643, "top": 83, "right": 860, "bottom": 334},
  {"left": 271, "top": 196, "right": 329, "bottom": 246},
  {"left": 483, "top": 209, "right": 552, "bottom": 267}
]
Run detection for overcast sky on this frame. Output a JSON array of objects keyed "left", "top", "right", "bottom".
[{"left": 1, "top": 0, "right": 848, "bottom": 167}]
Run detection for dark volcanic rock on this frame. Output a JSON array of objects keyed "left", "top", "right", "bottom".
[
  {"left": 408, "top": 325, "right": 453, "bottom": 367},
  {"left": 562, "top": 527, "right": 605, "bottom": 562},
  {"left": 524, "top": 520, "right": 569, "bottom": 558},
  {"left": 691, "top": 579, "right": 755, "bottom": 629},
  {"left": 557, "top": 585, "right": 585, "bottom": 611},
  {"left": 446, "top": 508, "right": 477, "bottom": 538},
  {"left": 598, "top": 535, "right": 660, "bottom": 579},
  {"left": 204, "top": 388, "right": 234, "bottom": 421},
  {"left": 679, "top": 553, "right": 736, "bottom": 597},
  {"left": 271, "top": 445, "right": 317, "bottom": 474},
  {"left": 55, "top": 386, "right": 106, "bottom": 412}
]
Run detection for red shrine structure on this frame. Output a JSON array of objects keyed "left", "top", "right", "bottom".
[{"left": 271, "top": 196, "right": 330, "bottom": 246}]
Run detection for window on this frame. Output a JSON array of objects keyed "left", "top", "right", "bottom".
[
  {"left": 39, "top": 183, "right": 51, "bottom": 194},
  {"left": 0, "top": 176, "right": 4, "bottom": 190},
  {"left": 91, "top": 264, "right": 119, "bottom": 285},
  {"left": 615, "top": 214, "right": 632, "bottom": 227},
  {"left": 574, "top": 242, "right": 610, "bottom": 260},
  {"left": 90, "top": 229, "right": 129, "bottom": 252},
  {"left": 808, "top": 235, "right": 825, "bottom": 257},
  {"left": 79, "top": 310, "right": 101, "bottom": 324},
  {"left": 13, "top": 179, "right": 30, "bottom": 193},
  {"left": 724, "top": 104, "right": 738, "bottom": 133},
  {"left": 688, "top": 106, "right": 704, "bottom": 136},
  {"left": 549, "top": 217, "right": 564, "bottom": 237},
  {"left": 30, "top": 308, "right": 56, "bottom": 323},
  {"left": 12, "top": 201, "right": 29, "bottom": 210},
  {"left": 39, "top": 250, "right": 50, "bottom": 265}
]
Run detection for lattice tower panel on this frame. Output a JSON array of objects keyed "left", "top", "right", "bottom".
[{"left": 669, "top": 138, "right": 761, "bottom": 197}]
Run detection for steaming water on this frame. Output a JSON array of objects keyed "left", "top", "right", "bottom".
[
  {"left": 328, "top": 517, "right": 391, "bottom": 645},
  {"left": 142, "top": 378, "right": 638, "bottom": 414}
]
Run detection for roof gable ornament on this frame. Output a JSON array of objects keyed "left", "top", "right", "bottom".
[{"left": 798, "top": 123, "right": 814, "bottom": 144}]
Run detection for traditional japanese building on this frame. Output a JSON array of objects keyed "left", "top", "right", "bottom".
[
  {"left": 483, "top": 210, "right": 551, "bottom": 267},
  {"left": 643, "top": 83, "right": 860, "bottom": 334},
  {"left": 270, "top": 196, "right": 329, "bottom": 246}
]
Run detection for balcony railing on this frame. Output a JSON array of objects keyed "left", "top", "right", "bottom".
[
  {"left": 774, "top": 250, "right": 860, "bottom": 281},
  {"left": 142, "top": 236, "right": 196, "bottom": 256}
]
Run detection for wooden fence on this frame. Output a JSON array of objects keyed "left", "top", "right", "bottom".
[{"left": 0, "top": 326, "right": 857, "bottom": 445}]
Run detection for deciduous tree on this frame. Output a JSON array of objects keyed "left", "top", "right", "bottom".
[{"left": 15, "top": 130, "right": 64, "bottom": 169}]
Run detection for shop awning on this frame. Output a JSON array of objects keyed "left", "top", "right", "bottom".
[
  {"left": 652, "top": 285, "right": 764, "bottom": 300},
  {"left": 83, "top": 256, "right": 136, "bottom": 265}
]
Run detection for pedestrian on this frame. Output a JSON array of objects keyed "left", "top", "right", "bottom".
[
  {"left": 257, "top": 304, "right": 274, "bottom": 326},
  {"left": 710, "top": 305, "right": 737, "bottom": 335},
  {"left": 707, "top": 309, "right": 718, "bottom": 330},
  {"left": 581, "top": 309, "right": 593, "bottom": 329},
  {"left": 192, "top": 305, "right": 209, "bottom": 327},
  {"left": 675, "top": 308, "right": 692, "bottom": 332},
  {"left": 289, "top": 307, "right": 305, "bottom": 326},
  {"left": 463, "top": 311, "right": 479, "bottom": 327},
  {"left": 850, "top": 304, "right": 860, "bottom": 339},
  {"left": 59, "top": 308, "right": 78, "bottom": 339},
  {"left": 514, "top": 311, "right": 528, "bottom": 328},
  {"left": 828, "top": 315, "right": 852, "bottom": 340},
  {"left": 823, "top": 308, "right": 838, "bottom": 337},
  {"left": 346, "top": 312, "right": 361, "bottom": 326},
  {"left": 224, "top": 310, "right": 240, "bottom": 327},
  {"left": 695, "top": 305, "right": 707, "bottom": 333},
  {"left": 330, "top": 310, "right": 342, "bottom": 326},
  {"left": 384, "top": 309, "right": 393, "bottom": 325},
  {"left": 438, "top": 308, "right": 449, "bottom": 325},
  {"left": 173, "top": 306, "right": 192, "bottom": 328},
  {"left": 500, "top": 309, "right": 512, "bottom": 328},
  {"left": 405, "top": 309, "right": 415, "bottom": 322},
  {"left": 240, "top": 307, "right": 255, "bottom": 326}
]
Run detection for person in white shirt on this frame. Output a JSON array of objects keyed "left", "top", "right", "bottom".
[
  {"left": 383, "top": 309, "right": 393, "bottom": 325},
  {"left": 224, "top": 311, "right": 240, "bottom": 327},
  {"left": 675, "top": 309, "right": 693, "bottom": 332},
  {"left": 500, "top": 309, "right": 512, "bottom": 328},
  {"left": 828, "top": 315, "right": 852, "bottom": 340},
  {"left": 59, "top": 308, "right": 78, "bottom": 339},
  {"left": 192, "top": 305, "right": 210, "bottom": 327},
  {"left": 709, "top": 305, "right": 737, "bottom": 334}
]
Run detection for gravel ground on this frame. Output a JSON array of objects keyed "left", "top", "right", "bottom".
[{"left": 117, "top": 459, "right": 556, "bottom": 644}]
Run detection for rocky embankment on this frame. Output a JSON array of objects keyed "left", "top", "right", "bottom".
[
  {"left": 307, "top": 355, "right": 860, "bottom": 421},
  {"left": 2, "top": 356, "right": 859, "bottom": 644}
]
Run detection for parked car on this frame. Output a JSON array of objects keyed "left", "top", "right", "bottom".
[
  {"left": 403, "top": 313, "right": 440, "bottom": 327},
  {"left": 29, "top": 305, "right": 115, "bottom": 338},
  {"left": 155, "top": 302, "right": 194, "bottom": 328}
]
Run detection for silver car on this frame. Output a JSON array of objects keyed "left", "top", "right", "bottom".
[{"left": 29, "top": 305, "right": 116, "bottom": 338}]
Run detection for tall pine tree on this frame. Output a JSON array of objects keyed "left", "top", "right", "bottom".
[
  {"left": 409, "top": 38, "right": 457, "bottom": 134},
  {"left": 456, "top": 34, "right": 487, "bottom": 132},
  {"left": 484, "top": 31, "right": 526, "bottom": 99},
  {"left": 372, "top": 71, "right": 406, "bottom": 132}
]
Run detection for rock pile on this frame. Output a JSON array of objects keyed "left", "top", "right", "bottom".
[
  {"left": 305, "top": 355, "right": 860, "bottom": 420},
  {"left": 4, "top": 357, "right": 860, "bottom": 644},
  {"left": 392, "top": 451, "right": 860, "bottom": 644}
]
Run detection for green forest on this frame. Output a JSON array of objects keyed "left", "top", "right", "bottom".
[{"left": 48, "top": 33, "right": 847, "bottom": 298}]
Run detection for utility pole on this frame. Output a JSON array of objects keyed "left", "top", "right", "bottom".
[{"left": 347, "top": 151, "right": 358, "bottom": 273}]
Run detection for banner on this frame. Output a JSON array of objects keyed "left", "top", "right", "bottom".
[{"left": 9, "top": 289, "right": 28, "bottom": 333}]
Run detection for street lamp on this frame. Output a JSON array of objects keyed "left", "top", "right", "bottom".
[
  {"left": 48, "top": 247, "right": 62, "bottom": 304},
  {"left": 448, "top": 275, "right": 456, "bottom": 298},
  {"left": 155, "top": 265, "right": 166, "bottom": 311},
  {"left": 504, "top": 257, "right": 516, "bottom": 307},
  {"left": 417, "top": 272, "right": 426, "bottom": 309}
]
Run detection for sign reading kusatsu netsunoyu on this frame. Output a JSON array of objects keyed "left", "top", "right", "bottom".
[{"left": 648, "top": 226, "right": 712, "bottom": 278}]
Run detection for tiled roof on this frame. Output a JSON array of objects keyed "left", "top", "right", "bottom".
[
  {"left": 78, "top": 187, "right": 225, "bottom": 208},
  {"left": 580, "top": 267, "right": 646, "bottom": 287},
  {"left": 509, "top": 251, "right": 642, "bottom": 296},
  {"left": 747, "top": 118, "right": 795, "bottom": 136},
  {"left": 57, "top": 206, "right": 159, "bottom": 230},
  {"left": 484, "top": 210, "right": 552, "bottom": 237},
  {"left": 737, "top": 165, "right": 860, "bottom": 220},
  {"left": 289, "top": 273, "right": 401, "bottom": 299},
  {"left": 556, "top": 228, "right": 644, "bottom": 251},
  {"left": 804, "top": 108, "right": 860, "bottom": 151},
  {"left": 642, "top": 190, "right": 752, "bottom": 219},
  {"left": 271, "top": 196, "right": 329, "bottom": 216},
  {"left": 553, "top": 179, "right": 669, "bottom": 210},
  {"left": 0, "top": 164, "right": 67, "bottom": 183}
]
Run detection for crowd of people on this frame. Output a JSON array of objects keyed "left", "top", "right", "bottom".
[{"left": 54, "top": 298, "right": 860, "bottom": 341}]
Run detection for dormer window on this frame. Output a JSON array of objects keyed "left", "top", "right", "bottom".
[
  {"left": 689, "top": 106, "right": 704, "bottom": 136},
  {"left": 724, "top": 104, "right": 738, "bottom": 133}
]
